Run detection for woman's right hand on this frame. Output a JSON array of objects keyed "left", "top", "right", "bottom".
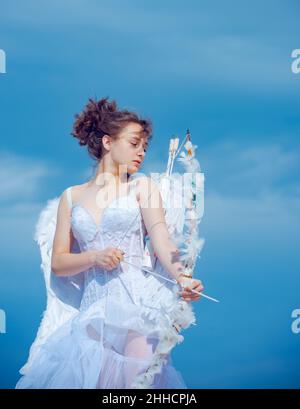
[
  {"left": 92, "top": 247, "right": 125, "bottom": 271},
  {"left": 176, "top": 275, "right": 204, "bottom": 302}
]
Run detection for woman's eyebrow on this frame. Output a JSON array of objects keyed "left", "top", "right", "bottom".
[{"left": 131, "top": 136, "right": 149, "bottom": 146}]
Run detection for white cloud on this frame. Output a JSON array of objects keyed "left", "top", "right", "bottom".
[
  {"left": 1, "top": 1, "right": 298, "bottom": 89},
  {"left": 200, "top": 139, "right": 300, "bottom": 198},
  {"left": 0, "top": 151, "right": 56, "bottom": 204},
  {"left": 0, "top": 151, "right": 58, "bottom": 263},
  {"left": 196, "top": 139, "right": 300, "bottom": 275},
  {"left": 146, "top": 33, "right": 297, "bottom": 89}
]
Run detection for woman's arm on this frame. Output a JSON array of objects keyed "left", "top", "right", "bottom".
[
  {"left": 137, "top": 176, "right": 204, "bottom": 301},
  {"left": 51, "top": 189, "right": 96, "bottom": 277},
  {"left": 137, "top": 176, "right": 187, "bottom": 281}
]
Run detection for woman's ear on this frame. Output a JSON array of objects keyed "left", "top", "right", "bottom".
[{"left": 102, "top": 134, "right": 111, "bottom": 151}]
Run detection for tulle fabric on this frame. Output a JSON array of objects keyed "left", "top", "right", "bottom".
[{"left": 16, "top": 298, "right": 187, "bottom": 389}]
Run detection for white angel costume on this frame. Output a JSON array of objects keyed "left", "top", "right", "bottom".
[{"left": 15, "top": 136, "right": 205, "bottom": 389}]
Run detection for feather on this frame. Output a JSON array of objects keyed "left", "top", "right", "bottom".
[{"left": 19, "top": 196, "right": 84, "bottom": 376}]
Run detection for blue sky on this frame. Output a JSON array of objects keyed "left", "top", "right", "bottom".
[{"left": 0, "top": 0, "right": 300, "bottom": 388}]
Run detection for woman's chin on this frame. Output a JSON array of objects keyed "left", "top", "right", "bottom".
[
  {"left": 128, "top": 169, "right": 137, "bottom": 175},
  {"left": 128, "top": 164, "right": 139, "bottom": 173}
]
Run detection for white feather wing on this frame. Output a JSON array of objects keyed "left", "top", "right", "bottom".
[{"left": 19, "top": 197, "right": 84, "bottom": 375}]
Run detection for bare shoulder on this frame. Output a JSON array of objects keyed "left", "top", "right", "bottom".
[
  {"left": 134, "top": 176, "right": 161, "bottom": 205},
  {"left": 135, "top": 175, "right": 159, "bottom": 189},
  {"left": 63, "top": 182, "right": 89, "bottom": 204}
]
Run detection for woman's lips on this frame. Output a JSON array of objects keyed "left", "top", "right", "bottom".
[{"left": 132, "top": 161, "right": 141, "bottom": 167}]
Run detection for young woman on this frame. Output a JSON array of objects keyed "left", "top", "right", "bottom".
[{"left": 15, "top": 97, "right": 204, "bottom": 389}]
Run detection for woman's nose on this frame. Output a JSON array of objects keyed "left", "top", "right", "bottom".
[{"left": 138, "top": 150, "right": 145, "bottom": 159}]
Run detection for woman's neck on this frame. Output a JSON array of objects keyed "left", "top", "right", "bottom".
[{"left": 89, "top": 170, "right": 131, "bottom": 189}]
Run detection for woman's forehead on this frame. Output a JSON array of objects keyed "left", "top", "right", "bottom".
[{"left": 122, "top": 125, "right": 148, "bottom": 140}]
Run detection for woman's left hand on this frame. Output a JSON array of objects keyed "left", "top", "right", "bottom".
[{"left": 177, "top": 276, "right": 204, "bottom": 302}]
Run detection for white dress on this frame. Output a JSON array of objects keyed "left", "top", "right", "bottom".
[{"left": 15, "top": 178, "right": 188, "bottom": 389}]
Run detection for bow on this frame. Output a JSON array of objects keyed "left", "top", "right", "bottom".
[{"left": 116, "top": 129, "right": 219, "bottom": 388}]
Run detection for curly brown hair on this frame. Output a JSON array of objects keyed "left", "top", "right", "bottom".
[{"left": 71, "top": 96, "right": 153, "bottom": 161}]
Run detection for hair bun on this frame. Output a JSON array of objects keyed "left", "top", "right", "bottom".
[
  {"left": 71, "top": 97, "right": 116, "bottom": 144},
  {"left": 96, "top": 97, "right": 117, "bottom": 114},
  {"left": 71, "top": 96, "right": 152, "bottom": 161}
]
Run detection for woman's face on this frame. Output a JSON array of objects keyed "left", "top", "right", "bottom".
[{"left": 107, "top": 122, "right": 149, "bottom": 175}]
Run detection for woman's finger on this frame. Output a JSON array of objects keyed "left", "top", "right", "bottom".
[{"left": 111, "top": 255, "right": 121, "bottom": 264}]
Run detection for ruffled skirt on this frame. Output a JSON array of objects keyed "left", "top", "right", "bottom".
[{"left": 15, "top": 281, "right": 188, "bottom": 389}]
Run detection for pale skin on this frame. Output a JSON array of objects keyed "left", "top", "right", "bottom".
[{"left": 51, "top": 122, "right": 204, "bottom": 302}]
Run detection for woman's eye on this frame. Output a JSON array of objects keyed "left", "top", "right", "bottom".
[{"left": 130, "top": 142, "right": 147, "bottom": 152}]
